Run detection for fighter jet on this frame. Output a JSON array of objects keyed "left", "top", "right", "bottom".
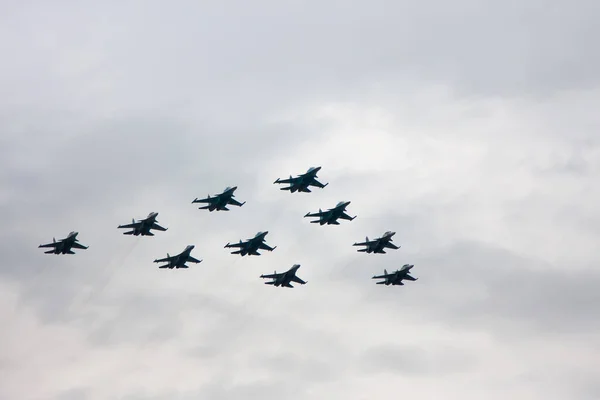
[
  {"left": 372, "top": 264, "right": 417, "bottom": 286},
  {"left": 260, "top": 264, "right": 306, "bottom": 288},
  {"left": 117, "top": 212, "right": 167, "bottom": 236},
  {"left": 38, "top": 231, "right": 88, "bottom": 254},
  {"left": 224, "top": 231, "right": 276, "bottom": 256},
  {"left": 304, "top": 201, "right": 356, "bottom": 225},
  {"left": 192, "top": 186, "right": 246, "bottom": 211},
  {"left": 353, "top": 231, "right": 400, "bottom": 254},
  {"left": 153, "top": 245, "right": 202, "bottom": 269},
  {"left": 273, "top": 166, "right": 328, "bottom": 193}
]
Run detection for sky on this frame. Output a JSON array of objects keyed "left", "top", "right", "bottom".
[{"left": 1, "top": 1, "right": 600, "bottom": 399}]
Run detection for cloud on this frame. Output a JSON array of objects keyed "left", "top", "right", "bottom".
[
  {"left": 361, "top": 343, "right": 476, "bottom": 376},
  {"left": 2, "top": 1, "right": 600, "bottom": 399}
]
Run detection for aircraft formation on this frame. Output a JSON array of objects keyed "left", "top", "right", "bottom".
[{"left": 38, "top": 166, "right": 418, "bottom": 288}]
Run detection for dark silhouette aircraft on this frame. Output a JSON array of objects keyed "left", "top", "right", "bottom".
[
  {"left": 117, "top": 212, "right": 167, "bottom": 236},
  {"left": 273, "top": 166, "right": 328, "bottom": 193},
  {"left": 353, "top": 231, "right": 400, "bottom": 253},
  {"left": 304, "top": 201, "right": 356, "bottom": 225},
  {"left": 260, "top": 264, "right": 306, "bottom": 288},
  {"left": 192, "top": 186, "right": 246, "bottom": 211},
  {"left": 372, "top": 264, "right": 417, "bottom": 286},
  {"left": 38, "top": 231, "right": 88, "bottom": 254},
  {"left": 153, "top": 245, "right": 202, "bottom": 269},
  {"left": 224, "top": 231, "right": 276, "bottom": 256}
]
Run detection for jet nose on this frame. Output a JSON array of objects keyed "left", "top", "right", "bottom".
[{"left": 231, "top": 186, "right": 237, "bottom": 191}]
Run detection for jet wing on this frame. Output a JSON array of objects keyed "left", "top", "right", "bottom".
[
  {"left": 339, "top": 212, "right": 356, "bottom": 220},
  {"left": 71, "top": 242, "right": 88, "bottom": 250},
  {"left": 353, "top": 240, "right": 377, "bottom": 246},
  {"left": 311, "top": 179, "right": 328, "bottom": 188},
  {"left": 274, "top": 177, "right": 297, "bottom": 184},
  {"left": 192, "top": 196, "right": 215, "bottom": 204},
  {"left": 151, "top": 223, "right": 167, "bottom": 231},
  {"left": 258, "top": 242, "right": 276, "bottom": 251},
  {"left": 383, "top": 242, "right": 399, "bottom": 249},
  {"left": 154, "top": 255, "right": 175, "bottom": 263},
  {"left": 403, "top": 275, "right": 417, "bottom": 281},
  {"left": 260, "top": 273, "right": 282, "bottom": 279},
  {"left": 372, "top": 273, "right": 392, "bottom": 279},
  {"left": 187, "top": 256, "right": 202, "bottom": 263},
  {"left": 305, "top": 210, "right": 326, "bottom": 217},
  {"left": 225, "top": 241, "right": 245, "bottom": 248},
  {"left": 228, "top": 198, "right": 245, "bottom": 207},
  {"left": 118, "top": 222, "right": 141, "bottom": 229},
  {"left": 290, "top": 275, "right": 306, "bottom": 285},
  {"left": 38, "top": 242, "right": 60, "bottom": 248}
]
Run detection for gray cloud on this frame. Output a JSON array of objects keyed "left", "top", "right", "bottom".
[
  {"left": 342, "top": 240, "right": 600, "bottom": 336},
  {"left": 2, "top": 1, "right": 600, "bottom": 399},
  {"left": 361, "top": 344, "right": 476, "bottom": 376}
]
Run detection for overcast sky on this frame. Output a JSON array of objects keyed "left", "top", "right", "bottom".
[{"left": 1, "top": 1, "right": 600, "bottom": 399}]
